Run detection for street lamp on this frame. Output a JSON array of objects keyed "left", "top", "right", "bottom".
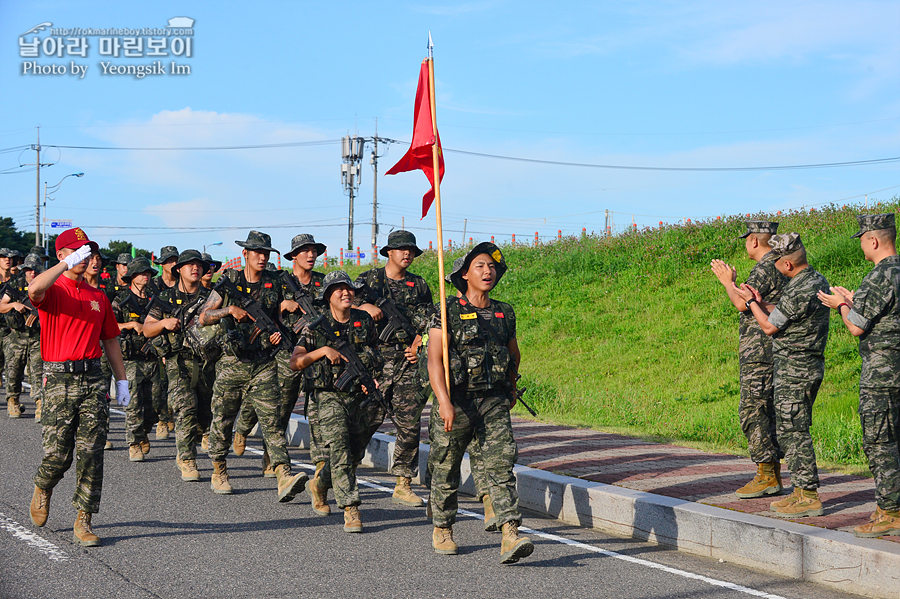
[
  {"left": 43, "top": 172, "right": 84, "bottom": 250},
  {"left": 203, "top": 241, "right": 223, "bottom": 253}
]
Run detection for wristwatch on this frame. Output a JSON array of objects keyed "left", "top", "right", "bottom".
[{"left": 745, "top": 298, "right": 757, "bottom": 310}]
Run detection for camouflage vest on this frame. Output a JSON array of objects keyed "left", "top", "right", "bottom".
[
  {"left": 303, "top": 309, "right": 383, "bottom": 392},
  {"left": 5, "top": 274, "right": 35, "bottom": 334},
  {"left": 152, "top": 284, "right": 209, "bottom": 357},
  {"left": 113, "top": 289, "right": 153, "bottom": 360},
  {"left": 358, "top": 267, "right": 431, "bottom": 345},
  {"left": 281, "top": 269, "right": 325, "bottom": 333},
  {"left": 219, "top": 268, "right": 283, "bottom": 360},
  {"left": 445, "top": 295, "right": 515, "bottom": 392}
]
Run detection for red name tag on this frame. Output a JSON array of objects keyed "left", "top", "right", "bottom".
[
  {"left": 495, "top": 312, "right": 505, "bottom": 318},
  {"left": 406, "top": 281, "right": 415, "bottom": 287},
  {"left": 459, "top": 299, "right": 467, "bottom": 306},
  {"left": 353, "top": 321, "right": 361, "bottom": 327},
  {"left": 264, "top": 283, "right": 272, "bottom": 288},
  {"left": 314, "top": 282, "right": 321, "bottom": 286}
]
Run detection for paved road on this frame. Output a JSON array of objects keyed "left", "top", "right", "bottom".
[{"left": 1, "top": 393, "right": 862, "bottom": 599}]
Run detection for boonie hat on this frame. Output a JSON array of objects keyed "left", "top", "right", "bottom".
[
  {"left": 284, "top": 234, "right": 327, "bottom": 260},
  {"left": 29, "top": 246, "right": 49, "bottom": 259},
  {"left": 21, "top": 254, "right": 43, "bottom": 273},
  {"left": 738, "top": 221, "right": 779, "bottom": 239},
  {"left": 318, "top": 270, "right": 362, "bottom": 301},
  {"left": 450, "top": 242, "right": 508, "bottom": 293},
  {"left": 154, "top": 245, "right": 179, "bottom": 265},
  {"left": 445, "top": 257, "right": 465, "bottom": 283},
  {"left": 55, "top": 227, "right": 100, "bottom": 254},
  {"left": 173, "top": 249, "right": 208, "bottom": 274},
  {"left": 380, "top": 230, "right": 422, "bottom": 257},
  {"left": 113, "top": 253, "right": 132, "bottom": 265},
  {"left": 201, "top": 252, "right": 222, "bottom": 272},
  {"left": 122, "top": 256, "right": 158, "bottom": 282},
  {"left": 0, "top": 248, "right": 11, "bottom": 257},
  {"left": 236, "top": 231, "right": 279, "bottom": 254},
  {"left": 851, "top": 213, "right": 896, "bottom": 238},
  {"left": 768, "top": 233, "right": 805, "bottom": 258}
]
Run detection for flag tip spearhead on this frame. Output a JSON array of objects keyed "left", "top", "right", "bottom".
[{"left": 428, "top": 32, "right": 434, "bottom": 51}]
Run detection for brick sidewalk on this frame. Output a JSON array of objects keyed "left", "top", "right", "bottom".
[{"left": 369, "top": 404, "right": 898, "bottom": 544}]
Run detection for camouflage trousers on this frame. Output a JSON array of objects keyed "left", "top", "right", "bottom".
[
  {"left": 34, "top": 369, "right": 108, "bottom": 513},
  {"left": 468, "top": 438, "right": 490, "bottom": 500},
  {"left": 774, "top": 372, "right": 822, "bottom": 490},
  {"left": 166, "top": 354, "right": 214, "bottom": 462},
  {"left": 739, "top": 363, "right": 782, "bottom": 464},
  {"left": 317, "top": 390, "right": 368, "bottom": 508},
  {"left": 364, "top": 347, "right": 425, "bottom": 478},
  {"left": 4, "top": 330, "right": 42, "bottom": 406},
  {"left": 427, "top": 392, "right": 520, "bottom": 529},
  {"left": 234, "top": 353, "right": 312, "bottom": 448},
  {"left": 859, "top": 387, "right": 900, "bottom": 511},
  {"left": 207, "top": 356, "right": 290, "bottom": 468},
  {"left": 124, "top": 358, "right": 161, "bottom": 446},
  {"left": 156, "top": 357, "right": 173, "bottom": 425}
]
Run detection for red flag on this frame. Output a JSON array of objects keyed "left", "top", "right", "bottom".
[{"left": 386, "top": 59, "right": 444, "bottom": 218}]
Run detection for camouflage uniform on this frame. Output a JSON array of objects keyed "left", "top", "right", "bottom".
[
  {"left": 354, "top": 267, "right": 433, "bottom": 478},
  {"left": 427, "top": 295, "right": 522, "bottom": 529},
  {"left": 35, "top": 365, "right": 109, "bottom": 513},
  {"left": 3, "top": 272, "right": 43, "bottom": 411},
  {"left": 148, "top": 279, "right": 213, "bottom": 462},
  {"left": 147, "top": 265, "right": 178, "bottom": 430},
  {"left": 235, "top": 269, "right": 326, "bottom": 460},
  {"left": 846, "top": 253, "right": 900, "bottom": 511},
  {"left": 297, "top": 307, "right": 382, "bottom": 508},
  {"left": 767, "top": 260, "right": 830, "bottom": 491},
  {"left": 205, "top": 266, "right": 295, "bottom": 471},
  {"left": 739, "top": 250, "right": 786, "bottom": 463}
]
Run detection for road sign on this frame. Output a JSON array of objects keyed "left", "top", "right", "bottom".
[
  {"left": 49, "top": 220, "right": 72, "bottom": 229},
  {"left": 343, "top": 252, "right": 366, "bottom": 259}
]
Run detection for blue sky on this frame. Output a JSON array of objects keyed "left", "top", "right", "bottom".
[{"left": 2, "top": 1, "right": 900, "bottom": 264}]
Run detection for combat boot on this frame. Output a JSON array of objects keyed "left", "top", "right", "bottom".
[
  {"left": 233, "top": 432, "right": 246, "bottom": 456},
  {"left": 500, "top": 521, "right": 534, "bottom": 564},
  {"left": 73, "top": 510, "right": 100, "bottom": 547},
  {"left": 735, "top": 462, "right": 782, "bottom": 499},
  {"left": 483, "top": 494, "right": 499, "bottom": 532},
  {"left": 770, "top": 487, "right": 800, "bottom": 511},
  {"left": 262, "top": 448, "right": 276, "bottom": 478},
  {"left": 29, "top": 486, "right": 51, "bottom": 527},
  {"left": 128, "top": 443, "right": 145, "bottom": 462},
  {"left": 7, "top": 398, "right": 22, "bottom": 418},
  {"left": 156, "top": 421, "right": 169, "bottom": 440},
  {"left": 140, "top": 439, "right": 150, "bottom": 454},
  {"left": 853, "top": 507, "right": 900, "bottom": 538},
  {"left": 433, "top": 526, "right": 458, "bottom": 554},
  {"left": 343, "top": 506, "right": 363, "bottom": 533},
  {"left": 772, "top": 488, "right": 824, "bottom": 518},
  {"left": 177, "top": 456, "right": 200, "bottom": 482},
  {"left": 210, "top": 461, "right": 233, "bottom": 494},
  {"left": 34, "top": 398, "right": 41, "bottom": 421},
  {"left": 167, "top": 420, "right": 174, "bottom": 432},
  {"left": 392, "top": 476, "right": 424, "bottom": 507},
  {"left": 201, "top": 433, "right": 209, "bottom": 452},
  {"left": 104, "top": 439, "right": 113, "bottom": 450},
  {"left": 275, "top": 464, "right": 308, "bottom": 503},
  {"left": 307, "top": 463, "right": 330, "bottom": 516}
]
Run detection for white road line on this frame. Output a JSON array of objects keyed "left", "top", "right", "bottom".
[
  {"left": 0, "top": 512, "right": 68, "bottom": 562},
  {"left": 247, "top": 447, "right": 787, "bottom": 599}
]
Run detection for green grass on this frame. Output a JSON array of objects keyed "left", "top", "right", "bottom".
[{"left": 334, "top": 200, "right": 900, "bottom": 473}]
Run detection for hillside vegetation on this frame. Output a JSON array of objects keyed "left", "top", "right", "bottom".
[{"left": 341, "top": 200, "right": 900, "bottom": 471}]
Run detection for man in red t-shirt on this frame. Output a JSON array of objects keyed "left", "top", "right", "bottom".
[{"left": 27, "top": 227, "right": 130, "bottom": 547}]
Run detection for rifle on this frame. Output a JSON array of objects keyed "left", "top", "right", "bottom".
[
  {"left": 213, "top": 276, "right": 295, "bottom": 355},
  {"left": 357, "top": 283, "right": 418, "bottom": 344},
  {"left": 116, "top": 293, "right": 165, "bottom": 356},
  {"left": 281, "top": 272, "right": 321, "bottom": 333},
  {"left": 4, "top": 284, "right": 39, "bottom": 327},
  {"left": 513, "top": 374, "right": 537, "bottom": 417},
  {"left": 307, "top": 314, "right": 398, "bottom": 428}
]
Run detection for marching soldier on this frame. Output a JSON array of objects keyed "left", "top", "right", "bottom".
[
  {"left": 104, "top": 253, "right": 131, "bottom": 303},
  {"left": 233, "top": 234, "right": 326, "bottom": 477},
  {"left": 291, "top": 271, "right": 383, "bottom": 531},
  {"left": 0, "top": 254, "right": 44, "bottom": 418},
  {"left": 0, "top": 248, "right": 13, "bottom": 390},
  {"left": 200, "top": 253, "right": 221, "bottom": 290},
  {"left": 144, "top": 250, "right": 214, "bottom": 483},
  {"left": 819, "top": 214, "right": 900, "bottom": 537},
  {"left": 151, "top": 246, "right": 179, "bottom": 293},
  {"left": 737, "top": 233, "right": 830, "bottom": 518},
  {"left": 150, "top": 246, "right": 179, "bottom": 439},
  {"left": 113, "top": 257, "right": 163, "bottom": 462},
  {"left": 27, "top": 227, "right": 129, "bottom": 547},
  {"left": 426, "top": 242, "right": 534, "bottom": 563},
  {"left": 711, "top": 221, "right": 787, "bottom": 498},
  {"left": 354, "top": 230, "right": 433, "bottom": 508},
  {"left": 198, "top": 231, "right": 308, "bottom": 501}
]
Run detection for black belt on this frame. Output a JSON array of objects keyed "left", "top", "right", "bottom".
[{"left": 44, "top": 359, "right": 102, "bottom": 374}]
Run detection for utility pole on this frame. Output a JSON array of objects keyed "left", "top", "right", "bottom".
[
  {"left": 34, "top": 127, "right": 41, "bottom": 245},
  {"left": 371, "top": 119, "right": 378, "bottom": 262}
]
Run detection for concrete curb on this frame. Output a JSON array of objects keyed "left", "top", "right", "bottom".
[{"left": 262, "top": 414, "right": 900, "bottom": 598}]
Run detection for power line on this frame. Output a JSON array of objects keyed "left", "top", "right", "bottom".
[{"left": 48, "top": 140, "right": 340, "bottom": 151}]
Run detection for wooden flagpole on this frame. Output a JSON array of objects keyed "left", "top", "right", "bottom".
[{"left": 427, "top": 33, "right": 451, "bottom": 391}]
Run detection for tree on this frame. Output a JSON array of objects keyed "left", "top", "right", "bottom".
[
  {"left": 0, "top": 217, "right": 32, "bottom": 254},
  {"left": 100, "top": 239, "right": 151, "bottom": 260}
]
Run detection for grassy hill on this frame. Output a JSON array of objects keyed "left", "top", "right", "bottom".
[{"left": 340, "top": 199, "right": 900, "bottom": 472}]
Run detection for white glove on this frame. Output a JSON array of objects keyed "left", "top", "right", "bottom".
[
  {"left": 115, "top": 379, "right": 130, "bottom": 407},
  {"left": 62, "top": 245, "right": 93, "bottom": 270}
]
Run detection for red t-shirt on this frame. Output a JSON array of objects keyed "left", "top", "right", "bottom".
[{"left": 34, "top": 274, "right": 120, "bottom": 362}]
